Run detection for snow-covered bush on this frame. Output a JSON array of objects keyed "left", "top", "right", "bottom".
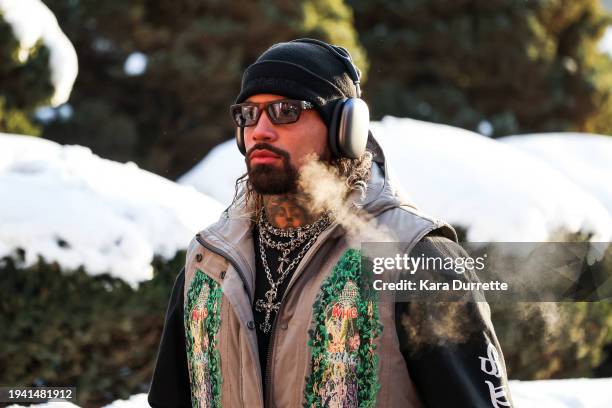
[
  {"left": 1, "top": 250, "right": 184, "bottom": 405},
  {"left": 0, "top": 133, "right": 222, "bottom": 284},
  {"left": 0, "top": 134, "right": 223, "bottom": 405},
  {"left": 0, "top": 0, "right": 78, "bottom": 134},
  {"left": 181, "top": 117, "right": 612, "bottom": 242}
]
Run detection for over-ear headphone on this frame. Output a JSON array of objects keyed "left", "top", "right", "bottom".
[{"left": 235, "top": 38, "right": 370, "bottom": 159}]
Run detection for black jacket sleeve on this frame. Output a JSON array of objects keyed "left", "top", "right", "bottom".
[
  {"left": 148, "top": 268, "right": 192, "bottom": 408},
  {"left": 394, "top": 235, "right": 514, "bottom": 408}
]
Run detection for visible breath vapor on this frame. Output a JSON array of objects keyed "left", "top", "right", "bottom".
[
  {"left": 297, "top": 154, "right": 393, "bottom": 243},
  {"left": 297, "top": 155, "right": 477, "bottom": 348},
  {"left": 295, "top": 154, "right": 579, "bottom": 352}
]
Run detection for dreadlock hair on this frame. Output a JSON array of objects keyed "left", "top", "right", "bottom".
[{"left": 230, "top": 150, "right": 374, "bottom": 219}]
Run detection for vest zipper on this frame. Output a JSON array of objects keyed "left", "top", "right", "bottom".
[
  {"left": 264, "top": 222, "right": 341, "bottom": 407},
  {"left": 264, "top": 314, "right": 278, "bottom": 407}
]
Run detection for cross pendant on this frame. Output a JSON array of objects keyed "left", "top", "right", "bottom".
[
  {"left": 255, "top": 289, "right": 281, "bottom": 333},
  {"left": 278, "top": 251, "right": 290, "bottom": 266},
  {"left": 259, "top": 311, "right": 273, "bottom": 333}
]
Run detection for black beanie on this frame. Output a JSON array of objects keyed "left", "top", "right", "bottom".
[{"left": 235, "top": 39, "right": 359, "bottom": 127}]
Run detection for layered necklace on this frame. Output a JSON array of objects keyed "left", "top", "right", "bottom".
[{"left": 255, "top": 210, "right": 332, "bottom": 333}]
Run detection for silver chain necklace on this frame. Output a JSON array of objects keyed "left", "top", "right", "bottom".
[{"left": 255, "top": 210, "right": 332, "bottom": 333}]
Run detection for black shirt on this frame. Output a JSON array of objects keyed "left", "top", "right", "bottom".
[
  {"left": 148, "top": 268, "right": 191, "bottom": 408},
  {"left": 252, "top": 224, "right": 312, "bottom": 383}
]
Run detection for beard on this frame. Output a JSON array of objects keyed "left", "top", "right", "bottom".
[{"left": 246, "top": 143, "right": 298, "bottom": 195}]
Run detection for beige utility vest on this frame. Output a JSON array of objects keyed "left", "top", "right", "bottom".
[{"left": 182, "top": 200, "right": 456, "bottom": 408}]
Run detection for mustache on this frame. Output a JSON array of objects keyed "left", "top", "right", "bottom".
[{"left": 246, "top": 143, "right": 291, "bottom": 162}]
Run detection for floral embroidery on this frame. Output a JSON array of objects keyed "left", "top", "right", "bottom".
[
  {"left": 304, "top": 249, "right": 382, "bottom": 408},
  {"left": 184, "top": 269, "right": 222, "bottom": 408}
]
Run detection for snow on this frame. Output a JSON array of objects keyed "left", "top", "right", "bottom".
[
  {"left": 57, "top": 103, "right": 74, "bottom": 120},
  {"left": 477, "top": 119, "right": 494, "bottom": 137},
  {"left": 178, "top": 139, "right": 244, "bottom": 206},
  {"left": 6, "top": 395, "right": 149, "bottom": 408},
  {"left": 179, "top": 117, "right": 612, "bottom": 242},
  {"left": 500, "top": 133, "right": 612, "bottom": 217},
  {"left": 0, "top": 0, "right": 78, "bottom": 106},
  {"left": 35, "top": 106, "right": 57, "bottom": 123},
  {"left": 35, "top": 104, "right": 74, "bottom": 124},
  {"left": 370, "top": 117, "right": 612, "bottom": 242},
  {"left": 7, "top": 402, "right": 80, "bottom": 408},
  {"left": 0, "top": 133, "right": 224, "bottom": 285},
  {"left": 7, "top": 378, "right": 612, "bottom": 407},
  {"left": 124, "top": 52, "right": 148, "bottom": 76},
  {"left": 101, "top": 393, "right": 149, "bottom": 408},
  {"left": 509, "top": 378, "right": 612, "bottom": 408},
  {"left": 598, "top": 26, "right": 612, "bottom": 58}
]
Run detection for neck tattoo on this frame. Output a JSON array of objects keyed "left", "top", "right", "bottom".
[
  {"left": 255, "top": 209, "right": 332, "bottom": 333},
  {"left": 263, "top": 195, "right": 314, "bottom": 228}
]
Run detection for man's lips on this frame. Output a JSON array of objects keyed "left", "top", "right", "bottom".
[{"left": 249, "top": 149, "right": 281, "bottom": 165}]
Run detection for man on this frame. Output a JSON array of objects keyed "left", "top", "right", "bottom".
[{"left": 148, "top": 39, "right": 513, "bottom": 407}]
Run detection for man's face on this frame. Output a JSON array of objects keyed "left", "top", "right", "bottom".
[{"left": 243, "top": 94, "right": 329, "bottom": 195}]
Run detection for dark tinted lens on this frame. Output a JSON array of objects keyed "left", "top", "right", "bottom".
[
  {"left": 268, "top": 101, "right": 300, "bottom": 124},
  {"left": 231, "top": 105, "right": 259, "bottom": 126}
]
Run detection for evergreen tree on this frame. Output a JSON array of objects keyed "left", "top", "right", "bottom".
[
  {"left": 0, "top": 12, "right": 54, "bottom": 135},
  {"left": 42, "top": 0, "right": 365, "bottom": 179},
  {"left": 348, "top": 0, "right": 612, "bottom": 137}
]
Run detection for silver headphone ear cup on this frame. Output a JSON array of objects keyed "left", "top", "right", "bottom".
[
  {"left": 236, "top": 127, "right": 246, "bottom": 155},
  {"left": 337, "top": 98, "right": 369, "bottom": 159}
]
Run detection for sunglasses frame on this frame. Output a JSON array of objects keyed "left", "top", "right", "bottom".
[{"left": 230, "top": 99, "right": 314, "bottom": 127}]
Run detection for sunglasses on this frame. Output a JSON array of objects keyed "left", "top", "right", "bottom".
[{"left": 230, "top": 99, "right": 314, "bottom": 127}]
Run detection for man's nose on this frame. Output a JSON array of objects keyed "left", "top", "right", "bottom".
[{"left": 247, "top": 111, "right": 278, "bottom": 144}]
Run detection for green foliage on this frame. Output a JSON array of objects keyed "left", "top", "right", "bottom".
[
  {"left": 491, "top": 302, "right": 612, "bottom": 379},
  {"left": 489, "top": 241, "right": 612, "bottom": 379},
  {"left": 453, "top": 229, "right": 612, "bottom": 379},
  {"left": 0, "top": 97, "right": 41, "bottom": 135},
  {"left": 41, "top": 0, "right": 365, "bottom": 179},
  {"left": 349, "top": 0, "right": 612, "bottom": 137},
  {"left": 0, "top": 12, "right": 54, "bottom": 135},
  {"left": 0, "top": 250, "right": 184, "bottom": 407}
]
